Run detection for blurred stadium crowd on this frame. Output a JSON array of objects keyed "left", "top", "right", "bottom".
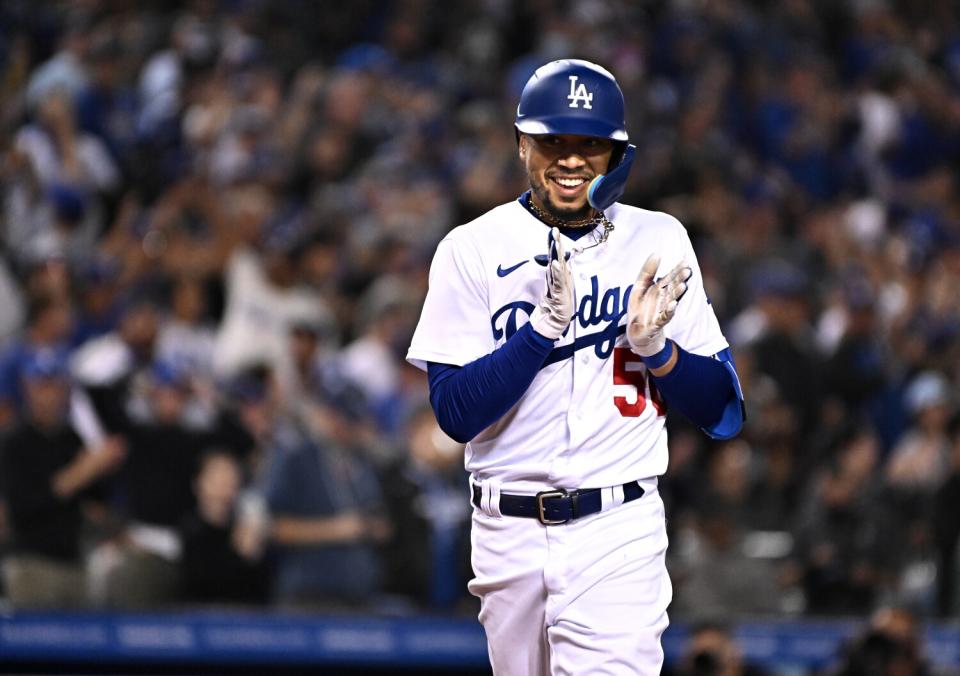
[{"left": 0, "top": 0, "right": 959, "bottom": 666}]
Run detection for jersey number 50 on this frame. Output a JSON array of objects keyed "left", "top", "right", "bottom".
[{"left": 613, "top": 347, "right": 666, "bottom": 417}]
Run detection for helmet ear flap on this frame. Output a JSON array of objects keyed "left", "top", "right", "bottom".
[
  {"left": 608, "top": 141, "right": 628, "bottom": 172},
  {"left": 588, "top": 143, "right": 636, "bottom": 211}
]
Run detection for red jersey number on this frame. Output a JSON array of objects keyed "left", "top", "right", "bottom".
[{"left": 613, "top": 347, "right": 666, "bottom": 418}]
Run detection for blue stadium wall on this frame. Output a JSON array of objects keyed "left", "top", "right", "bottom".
[{"left": 1, "top": 611, "right": 959, "bottom": 674}]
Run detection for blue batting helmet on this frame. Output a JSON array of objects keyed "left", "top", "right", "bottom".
[{"left": 515, "top": 59, "right": 628, "bottom": 142}]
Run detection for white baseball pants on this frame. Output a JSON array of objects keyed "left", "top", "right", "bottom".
[{"left": 468, "top": 480, "right": 671, "bottom": 675}]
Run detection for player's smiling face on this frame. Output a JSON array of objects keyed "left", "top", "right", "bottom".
[{"left": 520, "top": 133, "right": 615, "bottom": 223}]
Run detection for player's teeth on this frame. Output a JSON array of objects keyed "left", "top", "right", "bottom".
[{"left": 555, "top": 178, "right": 584, "bottom": 187}]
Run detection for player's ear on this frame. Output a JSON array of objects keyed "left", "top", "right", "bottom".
[{"left": 518, "top": 134, "right": 527, "bottom": 159}]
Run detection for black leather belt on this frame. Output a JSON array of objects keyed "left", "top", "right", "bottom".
[{"left": 471, "top": 481, "right": 645, "bottom": 526}]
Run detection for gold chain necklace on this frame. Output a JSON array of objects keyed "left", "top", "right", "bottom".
[
  {"left": 527, "top": 200, "right": 616, "bottom": 254},
  {"left": 527, "top": 199, "right": 601, "bottom": 228}
]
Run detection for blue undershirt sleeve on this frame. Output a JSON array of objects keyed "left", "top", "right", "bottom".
[
  {"left": 650, "top": 342, "right": 745, "bottom": 440},
  {"left": 427, "top": 323, "right": 555, "bottom": 443}
]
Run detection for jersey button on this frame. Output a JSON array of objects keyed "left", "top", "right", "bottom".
[{"left": 580, "top": 354, "right": 589, "bottom": 364}]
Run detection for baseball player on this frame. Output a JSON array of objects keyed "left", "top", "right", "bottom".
[{"left": 407, "top": 59, "right": 744, "bottom": 675}]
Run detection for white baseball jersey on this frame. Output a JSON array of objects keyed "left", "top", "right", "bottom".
[{"left": 407, "top": 199, "right": 728, "bottom": 493}]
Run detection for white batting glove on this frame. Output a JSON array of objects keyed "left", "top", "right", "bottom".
[
  {"left": 626, "top": 254, "right": 691, "bottom": 357},
  {"left": 530, "top": 227, "right": 575, "bottom": 340}
]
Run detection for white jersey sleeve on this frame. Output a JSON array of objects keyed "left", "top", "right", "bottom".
[
  {"left": 662, "top": 217, "right": 728, "bottom": 358},
  {"left": 407, "top": 233, "right": 494, "bottom": 371}
]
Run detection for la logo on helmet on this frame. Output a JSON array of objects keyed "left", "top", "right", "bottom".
[{"left": 567, "top": 75, "right": 593, "bottom": 109}]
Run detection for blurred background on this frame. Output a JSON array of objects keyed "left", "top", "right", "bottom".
[{"left": 0, "top": 0, "right": 959, "bottom": 674}]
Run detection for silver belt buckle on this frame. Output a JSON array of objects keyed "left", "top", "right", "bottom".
[{"left": 536, "top": 489, "right": 569, "bottom": 525}]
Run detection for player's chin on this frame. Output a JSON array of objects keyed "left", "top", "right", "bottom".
[
  {"left": 552, "top": 197, "right": 590, "bottom": 220},
  {"left": 548, "top": 178, "right": 590, "bottom": 205}
]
